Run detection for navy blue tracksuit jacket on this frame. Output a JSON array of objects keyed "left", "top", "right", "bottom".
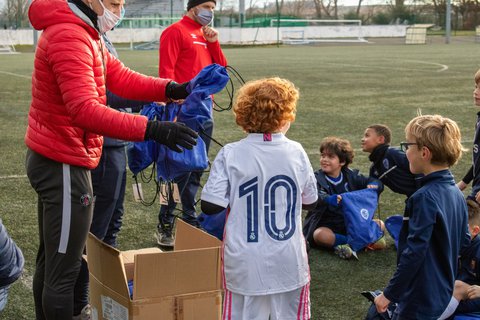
[
  {"left": 369, "top": 144, "right": 420, "bottom": 198},
  {"left": 383, "top": 170, "right": 470, "bottom": 319}
]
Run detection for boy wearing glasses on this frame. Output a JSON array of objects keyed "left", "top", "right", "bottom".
[
  {"left": 374, "top": 115, "right": 470, "bottom": 320},
  {"left": 361, "top": 124, "right": 420, "bottom": 198}
]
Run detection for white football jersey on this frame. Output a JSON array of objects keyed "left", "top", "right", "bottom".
[{"left": 201, "top": 133, "right": 318, "bottom": 295}]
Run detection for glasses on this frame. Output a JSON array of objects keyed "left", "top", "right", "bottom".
[{"left": 400, "top": 142, "right": 419, "bottom": 152}]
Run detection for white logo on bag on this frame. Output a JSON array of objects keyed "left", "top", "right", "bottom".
[{"left": 360, "top": 209, "right": 369, "bottom": 220}]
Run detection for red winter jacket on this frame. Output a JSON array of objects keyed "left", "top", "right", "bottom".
[{"left": 26, "top": 0, "right": 171, "bottom": 169}]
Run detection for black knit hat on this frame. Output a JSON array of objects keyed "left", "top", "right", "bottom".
[{"left": 187, "top": 0, "right": 216, "bottom": 11}]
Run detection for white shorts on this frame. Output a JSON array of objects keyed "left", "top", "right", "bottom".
[{"left": 222, "top": 283, "right": 310, "bottom": 320}]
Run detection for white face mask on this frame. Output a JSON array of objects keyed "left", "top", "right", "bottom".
[{"left": 92, "top": 1, "right": 121, "bottom": 33}]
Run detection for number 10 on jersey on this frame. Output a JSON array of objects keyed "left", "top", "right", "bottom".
[{"left": 239, "top": 175, "right": 298, "bottom": 243}]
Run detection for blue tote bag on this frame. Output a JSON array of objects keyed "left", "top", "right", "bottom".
[{"left": 341, "top": 188, "right": 383, "bottom": 252}]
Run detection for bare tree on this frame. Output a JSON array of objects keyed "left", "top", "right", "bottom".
[
  {"left": 312, "top": 0, "right": 323, "bottom": 18},
  {"left": 356, "top": 0, "right": 363, "bottom": 16},
  {"left": 1, "top": 0, "right": 29, "bottom": 28},
  {"left": 283, "top": 0, "right": 307, "bottom": 17},
  {"left": 319, "top": 0, "right": 338, "bottom": 19}
]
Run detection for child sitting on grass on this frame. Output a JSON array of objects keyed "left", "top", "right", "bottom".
[
  {"left": 374, "top": 114, "right": 470, "bottom": 319},
  {"left": 200, "top": 77, "right": 318, "bottom": 319},
  {"left": 361, "top": 124, "right": 419, "bottom": 198},
  {"left": 302, "top": 136, "right": 384, "bottom": 260},
  {"left": 446, "top": 199, "right": 480, "bottom": 318}
]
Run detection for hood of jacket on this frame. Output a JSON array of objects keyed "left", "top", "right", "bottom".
[{"left": 29, "top": 0, "right": 98, "bottom": 39}]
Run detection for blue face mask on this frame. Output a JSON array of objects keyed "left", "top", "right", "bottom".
[
  {"left": 196, "top": 9, "right": 213, "bottom": 26},
  {"left": 115, "top": 7, "right": 125, "bottom": 28}
]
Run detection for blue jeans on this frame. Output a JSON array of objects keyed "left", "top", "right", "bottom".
[
  {"left": 158, "top": 120, "right": 213, "bottom": 229},
  {"left": 0, "top": 285, "right": 10, "bottom": 312}
]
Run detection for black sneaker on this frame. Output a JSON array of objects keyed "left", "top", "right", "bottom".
[{"left": 155, "top": 225, "right": 174, "bottom": 247}]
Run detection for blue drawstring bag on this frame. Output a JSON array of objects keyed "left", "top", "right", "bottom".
[
  {"left": 341, "top": 188, "right": 382, "bottom": 252},
  {"left": 177, "top": 64, "right": 230, "bottom": 131},
  {"left": 385, "top": 215, "right": 403, "bottom": 249},
  {"left": 157, "top": 64, "right": 229, "bottom": 180},
  {"left": 197, "top": 208, "right": 228, "bottom": 241},
  {"left": 127, "top": 103, "right": 163, "bottom": 175},
  {"left": 155, "top": 103, "right": 181, "bottom": 180}
]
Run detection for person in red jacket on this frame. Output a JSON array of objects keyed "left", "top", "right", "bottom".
[
  {"left": 25, "top": 0, "right": 198, "bottom": 319},
  {"left": 156, "top": 0, "right": 227, "bottom": 247}
]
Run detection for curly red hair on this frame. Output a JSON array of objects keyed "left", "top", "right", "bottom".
[{"left": 233, "top": 77, "right": 298, "bottom": 133}]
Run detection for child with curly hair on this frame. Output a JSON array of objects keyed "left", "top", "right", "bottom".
[{"left": 201, "top": 77, "right": 318, "bottom": 320}]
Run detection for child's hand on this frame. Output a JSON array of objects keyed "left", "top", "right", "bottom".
[
  {"left": 467, "top": 285, "right": 480, "bottom": 300},
  {"left": 475, "top": 190, "right": 480, "bottom": 204},
  {"left": 456, "top": 181, "right": 467, "bottom": 191},
  {"left": 325, "top": 195, "right": 341, "bottom": 207},
  {"left": 454, "top": 280, "right": 470, "bottom": 301},
  {"left": 374, "top": 293, "right": 390, "bottom": 313}
]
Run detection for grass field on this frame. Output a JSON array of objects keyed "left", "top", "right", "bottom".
[{"left": 0, "top": 37, "right": 479, "bottom": 319}]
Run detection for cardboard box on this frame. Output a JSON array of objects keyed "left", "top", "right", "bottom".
[{"left": 86, "top": 220, "right": 223, "bottom": 320}]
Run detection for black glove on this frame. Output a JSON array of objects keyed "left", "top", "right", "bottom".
[
  {"left": 165, "top": 81, "right": 189, "bottom": 100},
  {"left": 144, "top": 121, "right": 198, "bottom": 153}
]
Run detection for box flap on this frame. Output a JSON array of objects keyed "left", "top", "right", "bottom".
[
  {"left": 86, "top": 233, "right": 129, "bottom": 299},
  {"left": 123, "top": 248, "right": 162, "bottom": 282},
  {"left": 122, "top": 248, "right": 162, "bottom": 264},
  {"left": 174, "top": 219, "right": 222, "bottom": 251},
  {"left": 133, "top": 247, "right": 221, "bottom": 299}
]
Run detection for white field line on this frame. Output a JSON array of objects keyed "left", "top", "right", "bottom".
[
  {"left": 0, "top": 70, "right": 31, "bottom": 79},
  {"left": 0, "top": 175, "right": 27, "bottom": 179},
  {"left": 323, "top": 60, "right": 448, "bottom": 73},
  {"left": 401, "top": 60, "right": 449, "bottom": 72}
]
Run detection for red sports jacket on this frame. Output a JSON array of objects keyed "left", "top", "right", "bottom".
[{"left": 159, "top": 16, "right": 227, "bottom": 82}]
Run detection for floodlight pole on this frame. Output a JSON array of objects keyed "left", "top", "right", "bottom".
[
  {"left": 445, "top": 0, "right": 451, "bottom": 44},
  {"left": 275, "top": 0, "right": 280, "bottom": 47},
  {"left": 239, "top": 0, "right": 245, "bottom": 27}
]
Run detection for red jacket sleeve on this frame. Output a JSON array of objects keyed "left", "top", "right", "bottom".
[
  {"left": 105, "top": 49, "right": 170, "bottom": 103},
  {"left": 48, "top": 27, "right": 149, "bottom": 142}
]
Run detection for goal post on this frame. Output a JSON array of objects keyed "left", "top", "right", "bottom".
[
  {"left": 109, "top": 17, "right": 182, "bottom": 50},
  {"left": 270, "top": 19, "right": 367, "bottom": 44}
]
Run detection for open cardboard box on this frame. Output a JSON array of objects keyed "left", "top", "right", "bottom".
[{"left": 86, "top": 219, "right": 223, "bottom": 320}]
